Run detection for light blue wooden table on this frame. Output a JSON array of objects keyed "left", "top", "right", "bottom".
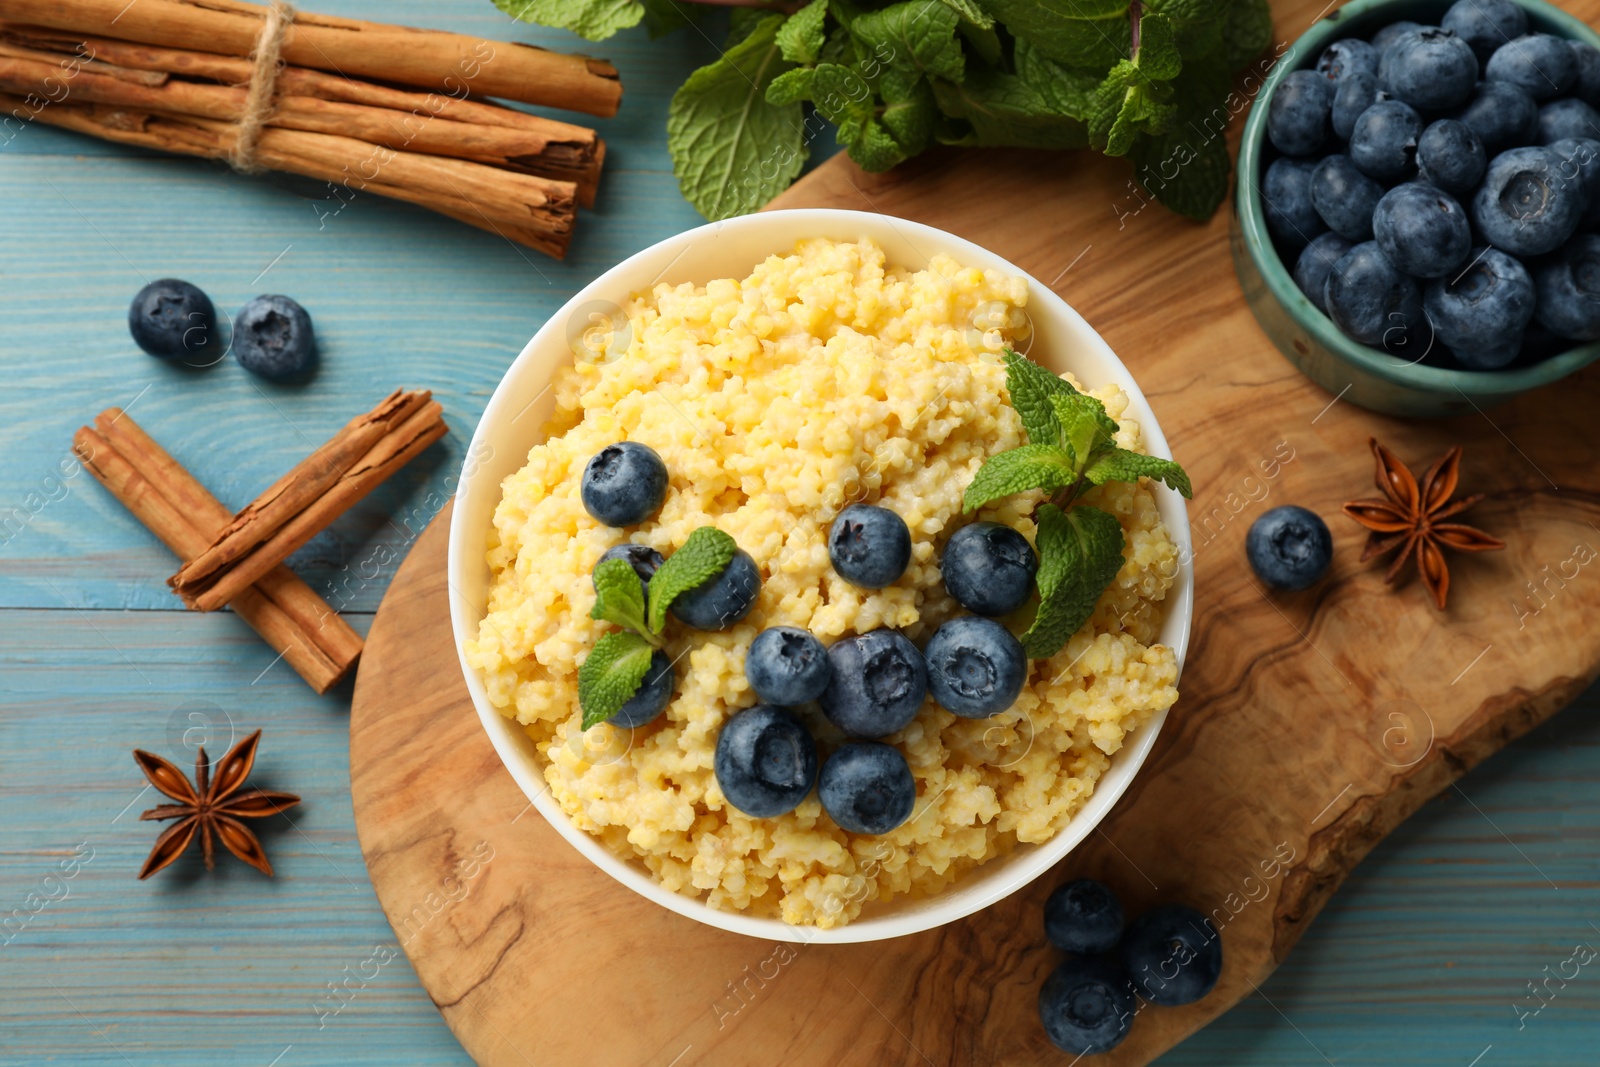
[{"left": 1, "top": 3, "right": 1596, "bottom": 1064}]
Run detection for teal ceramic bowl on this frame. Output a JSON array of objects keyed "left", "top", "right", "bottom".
[{"left": 1232, "top": 0, "right": 1600, "bottom": 418}]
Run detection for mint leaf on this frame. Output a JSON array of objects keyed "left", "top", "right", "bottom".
[
  {"left": 1133, "top": 9, "right": 1183, "bottom": 78},
  {"left": 1222, "top": 0, "right": 1273, "bottom": 70},
  {"left": 1014, "top": 40, "right": 1100, "bottom": 122},
  {"left": 766, "top": 66, "right": 816, "bottom": 105},
  {"left": 962, "top": 444, "right": 1081, "bottom": 513},
  {"left": 493, "top": 0, "right": 643, "bottom": 40},
  {"left": 933, "top": 68, "right": 1090, "bottom": 149},
  {"left": 640, "top": 0, "right": 700, "bottom": 37},
  {"left": 850, "top": 118, "right": 911, "bottom": 171},
  {"left": 668, "top": 15, "right": 804, "bottom": 221},
  {"left": 1087, "top": 11, "right": 1183, "bottom": 156},
  {"left": 1124, "top": 51, "right": 1232, "bottom": 219},
  {"left": 1002, "top": 348, "right": 1081, "bottom": 447},
  {"left": 777, "top": 0, "right": 829, "bottom": 63},
  {"left": 880, "top": 74, "right": 937, "bottom": 154},
  {"left": 589, "top": 557, "right": 654, "bottom": 638},
  {"left": 647, "top": 526, "right": 738, "bottom": 633},
  {"left": 1021, "top": 504, "right": 1126, "bottom": 658},
  {"left": 1084, "top": 448, "right": 1193, "bottom": 497},
  {"left": 810, "top": 62, "right": 875, "bottom": 127},
  {"left": 578, "top": 631, "right": 657, "bottom": 729},
  {"left": 726, "top": 8, "right": 771, "bottom": 47},
  {"left": 1128, "top": 119, "right": 1231, "bottom": 220},
  {"left": 976, "top": 0, "right": 1132, "bottom": 70},
  {"left": 852, "top": 1, "right": 965, "bottom": 84},
  {"left": 1047, "top": 392, "right": 1120, "bottom": 467},
  {"left": 940, "top": 0, "right": 993, "bottom": 28},
  {"left": 959, "top": 19, "right": 1003, "bottom": 65}
]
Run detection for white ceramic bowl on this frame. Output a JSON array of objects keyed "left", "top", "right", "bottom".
[{"left": 448, "top": 209, "right": 1193, "bottom": 944}]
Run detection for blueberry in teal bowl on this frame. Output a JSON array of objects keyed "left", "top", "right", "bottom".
[{"left": 1233, "top": 0, "right": 1600, "bottom": 417}]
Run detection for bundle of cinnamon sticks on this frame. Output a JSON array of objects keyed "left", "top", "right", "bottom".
[
  {"left": 0, "top": 0, "right": 623, "bottom": 257},
  {"left": 74, "top": 390, "right": 448, "bottom": 693}
]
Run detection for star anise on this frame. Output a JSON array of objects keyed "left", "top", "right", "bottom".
[
  {"left": 1342, "top": 437, "right": 1505, "bottom": 610},
  {"left": 133, "top": 729, "right": 301, "bottom": 879}
]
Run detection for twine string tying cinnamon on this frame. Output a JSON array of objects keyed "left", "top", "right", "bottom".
[{"left": 228, "top": 0, "right": 293, "bottom": 172}]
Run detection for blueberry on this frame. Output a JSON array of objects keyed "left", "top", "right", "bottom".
[
  {"left": 817, "top": 741, "right": 915, "bottom": 835},
  {"left": 1325, "top": 242, "right": 1426, "bottom": 350},
  {"left": 1294, "top": 233, "right": 1354, "bottom": 313},
  {"left": 1044, "top": 879, "right": 1125, "bottom": 955},
  {"left": 1538, "top": 98, "right": 1600, "bottom": 145},
  {"left": 713, "top": 704, "right": 818, "bottom": 817},
  {"left": 595, "top": 543, "right": 664, "bottom": 594},
  {"left": 1441, "top": 0, "right": 1527, "bottom": 65},
  {"left": 1532, "top": 233, "right": 1600, "bottom": 340},
  {"left": 233, "top": 294, "right": 315, "bottom": 381},
  {"left": 1038, "top": 956, "right": 1136, "bottom": 1055},
  {"left": 828, "top": 504, "right": 911, "bottom": 589},
  {"left": 1246, "top": 505, "right": 1333, "bottom": 591},
  {"left": 1262, "top": 157, "right": 1326, "bottom": 253},
  {"left": 1349, "top": 99, "right": 1424, "bottom": 182},
  {"left": 1423, "top": 247, "right": 1536, "bottom": 352},
  {"left": 1373, "top": 182, "right": 1472, "bottom": 278},
  {"left": 581, "top": 442, "right": 668, "bottom": 527},
  {"left": 940, "top": 521, "right": 1038, "bottom": 616},
  {"left": 1332, "top": 72, "right": 1387, "bottom": 140},
  {"left": 1316, "top": 39, "right": 1379, "bottom": 84},
  {"left": 670, "top": 548, "right": 761, "bottom": 630},
  {"left": 818, "top": 629, "right": 927, "bottom": 739},
  {"left": 128, "top": 279, "right": 217, "bottom": 362},
  {"left": 923, "top": 616, "right": 1027, "bottom": 719},
  {"left": 1371, "top": 21, "right": 1423, "bottom": 54},
  {"left": 1472, "top": 146, "right": 1584, "bottom": 256},
  {"left": 1572, "top": 41, "right": 1600, "bottom": 108},
  {"left": 1121, "top": 904, "right": 1223, "bottom": 1007},
  {"left": 1549, "top": 137, "right": 1600, "bottom": 225},
  {"left": 1417, "top": 119, "right": 1486, "bottom": 195},
  {"left": 1486, "top": 35, "right": 1578, "bottom": 100},
  {"left": 1268, "top": 70, "right": 1333, "bottom": 156},
  {"left": 745, "top": 626, "right": 831, "bottom": 706},
  {"left": 1380, "top": 28, "right": 1479, "bottom": 113},
  {"left": 1311, "top": 154, "right": 1384, "bottom": 240},
  {"left": 609, "top": 649, "right": 674, "bottom": 728},
  {"left": 1453, "top": 338, "right": 1524, "bottom": 368},
  {"left": 1454, "top": 80, "right": 1539, "bottom": 152}
]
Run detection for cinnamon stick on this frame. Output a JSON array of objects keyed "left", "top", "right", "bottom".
[
  {"left": 74, "top": 415, "right": 363, "bottom": 694},
  {"left": 0, "top": 0, "right": 623, "bottom": 117},
  {"left": 0, "top": 28, "right": 605, "bottom": 204},
  {"left": 0, "top": 91, "right": 577, "bottom": 255},
  {"left": 171, "top": 393, "right": 448, "bottom": 613}
]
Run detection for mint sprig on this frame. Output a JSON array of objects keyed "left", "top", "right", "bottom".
[
  {"left": 966, "top": 349, "right": 1192, "bottom": 658},
  {"left": 590, "top": 557, "right": 655, "bottom": 645},
  {"left": 494, "top": 0, "right": 1273, "bottom": 222},
  {"left": 1021, "top": 504, "right": 1126, "bottom": 658},
  {"left": 578, "top": 525, "right": 740, "bottom": 728},
  {"left": 578, "top": 631, "right": 657, "bottom": 729},
  {"left": 646, "top": 526, "right": 737, "bottom": 634}
]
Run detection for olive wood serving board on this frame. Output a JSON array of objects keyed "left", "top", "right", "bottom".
[{"left": 350, "top": 2, "right": 1600, "bottom": 1060}]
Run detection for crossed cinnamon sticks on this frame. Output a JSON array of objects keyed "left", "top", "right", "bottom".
[{"left": 73, "top": 390, "right": 447, "bottom": 692}]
